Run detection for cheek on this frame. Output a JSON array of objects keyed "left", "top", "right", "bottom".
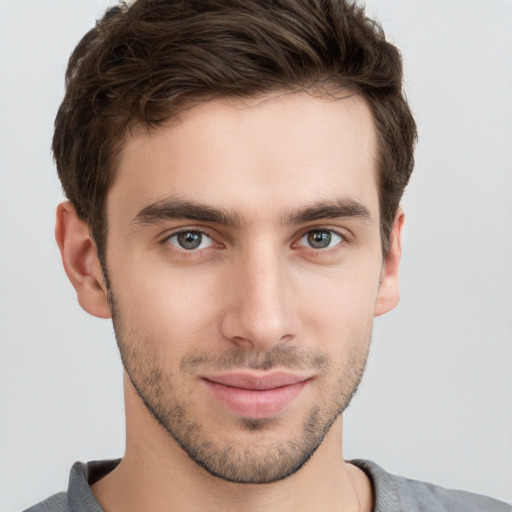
[
  {"left": 110, "top": 258, "right": 222, "bottom": 356},
  {"left": 108, "top": 241, "right": 382, "bottom": 359},
  {"left": 296, "top": 260, "right": 381, "bottom": 330}
]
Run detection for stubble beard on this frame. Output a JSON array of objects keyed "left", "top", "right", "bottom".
[{"left": 109, "top": 291, "right": 371, "bottom": 484}]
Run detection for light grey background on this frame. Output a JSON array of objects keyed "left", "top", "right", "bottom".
[{"left": 1, "top": 1, "right": 511, "bottom": 510}]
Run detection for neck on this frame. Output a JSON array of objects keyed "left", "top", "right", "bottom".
[{"left": 91, "top": 375, "right": 372, "bottom": 512}]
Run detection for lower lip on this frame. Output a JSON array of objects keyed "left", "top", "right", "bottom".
[{"left": 203, "top": 379, "right": 309, "bottom": 419}]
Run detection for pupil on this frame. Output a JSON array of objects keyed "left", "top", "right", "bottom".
[
  {"left": 308, "top": 230, "right": 331, "bottom": 249},
  {"left": 178, "top": 231, "right": 201, "bottom": 250}
]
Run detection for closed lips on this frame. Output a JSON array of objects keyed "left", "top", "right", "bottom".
[
  {"left": 201, "top": 372, "right": 312, "bottom": 419},
  {"left": 202, "top": 372, "right": 311, "bottom": 390}
]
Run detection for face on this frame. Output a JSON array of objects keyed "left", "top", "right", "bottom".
[{"left": 101, "top": 92, "right": 399, "bottom": 483}]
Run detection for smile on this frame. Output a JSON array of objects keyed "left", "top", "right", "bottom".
[{"left": 201, "top": 372, "right": 312, "bottom": 419}]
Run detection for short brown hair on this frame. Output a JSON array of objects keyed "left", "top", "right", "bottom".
[{"left": 53, "top": 0, "right": 417, "bottom": 261}]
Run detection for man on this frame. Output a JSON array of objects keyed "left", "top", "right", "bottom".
[{"left": 25, "top": 0, "right": 510, "bottom": 511}]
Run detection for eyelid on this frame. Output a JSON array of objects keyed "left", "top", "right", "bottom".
[
  {"left": 160, "top": 225, "right": 216, "bottom": 240},
  {"left": 294, "top": 225, "right": 350, "bottom": 242},
  {"left": 160, "top": 226, "right": 221, "bottom": 252},
  {"left": 158, "top": 224, "right": 350, "bottom": 253}
]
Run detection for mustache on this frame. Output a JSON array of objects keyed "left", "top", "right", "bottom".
[{"left": 179, "top": 344, "right": 330, "bottom": 372}]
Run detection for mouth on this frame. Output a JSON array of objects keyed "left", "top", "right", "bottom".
[{"left": 201, "top": 371, "right": 312, "bottom": 420}]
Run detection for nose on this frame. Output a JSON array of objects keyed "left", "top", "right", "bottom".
[{"left": 220, "top": 243, "right": 300, "bottom": 352}]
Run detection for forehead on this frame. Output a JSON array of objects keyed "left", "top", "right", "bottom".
[{"left": 109, "top": 92, "right": 379, "bottom": 225}]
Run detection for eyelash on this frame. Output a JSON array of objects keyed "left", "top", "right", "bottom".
[
  {"left": 294, "top": 228, "right": 347, "bottom": 251},
  {"left": 160, "top": 227, "right": 349, "bottom": 256},
  {"left": 161, "top": 229, "right": 219, "bottom": 258}
]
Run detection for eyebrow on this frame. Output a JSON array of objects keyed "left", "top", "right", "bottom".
[
  {"left": 131, "top": 198, "right": 242, "bottom": 227},
  {"left": 131, "top": 197, "right": 372, "bottom": 228},
  {"left": 285, "top": 198, "right": 372, "bottom": 225}
]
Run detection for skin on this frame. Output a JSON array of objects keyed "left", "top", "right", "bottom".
[{"left": 56, "top": 91, "right": 404, "bottom": 512}]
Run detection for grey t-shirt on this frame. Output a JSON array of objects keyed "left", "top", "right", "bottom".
[{"left": 24, "top": 459, "right": 510, "bottom": 512}]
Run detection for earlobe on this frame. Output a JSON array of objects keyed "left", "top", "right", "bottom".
[
  {"left": 374, "top": 209, "right": 404, "bottom": 317},
  {"left": 55, "top": 201, "right": 112, "bottom": 319}
]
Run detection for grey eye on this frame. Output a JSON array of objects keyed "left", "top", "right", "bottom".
[
  {"left": 298, "top": 229, "right": 343, "bottom": 249},
  {"left": 167, "top": 231, "right": 213, "bottom": 250}
]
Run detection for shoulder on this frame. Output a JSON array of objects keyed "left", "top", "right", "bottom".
[
  {"left": 392, "top": 474, "right": 511, "bottom": 512},
  {"left": 23, "top": 459, "right": 120, "bottom": 512},
  {"left": 351, "top": 459, "right": 511, "bottom": 512},
  {"left": 23, "top": 492, "right": 69, "bottom": 512}
]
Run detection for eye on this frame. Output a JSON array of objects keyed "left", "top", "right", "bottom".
[
  {"left": 166, "top": 230, "right": 214, "bottom": 251},
  {"left": 297, "top": 229, "right": 344, "bottom": 250}
]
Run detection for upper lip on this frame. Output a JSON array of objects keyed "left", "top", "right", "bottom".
[{"left": 202, "top": 371, "right": 311, "bottom": 390}]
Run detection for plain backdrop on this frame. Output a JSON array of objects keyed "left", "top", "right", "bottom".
[{"left": 1, "top": 1, "right": 511, "bottom": 510}]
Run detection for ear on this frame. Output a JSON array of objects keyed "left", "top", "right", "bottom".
[
  {"left": 55, "top": 201, "right": 111, "bottom": 319},
  {"left": 374, "top": 209, "right": 405, "bottom": 317}
]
